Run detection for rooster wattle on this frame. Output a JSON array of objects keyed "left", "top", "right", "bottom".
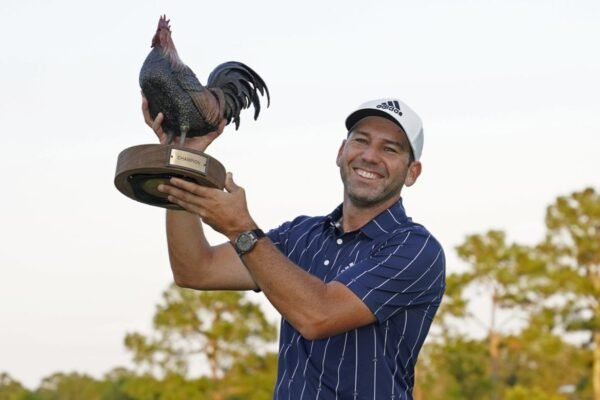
[{"left": 140, "top": 15, "right": 270, "bottom": 145}]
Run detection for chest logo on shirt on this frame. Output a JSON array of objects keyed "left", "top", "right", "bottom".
[{"left": 339, "top": 262, "right": 356, "bottom": 274}]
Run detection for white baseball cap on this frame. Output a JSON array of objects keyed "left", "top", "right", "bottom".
[{"left": 345, "top": 98, "right": 424, "bottom": 161}]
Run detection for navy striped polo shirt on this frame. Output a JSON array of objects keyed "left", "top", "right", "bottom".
[{"left": 266, "top": 199, "right": 445, "bottom": 400}]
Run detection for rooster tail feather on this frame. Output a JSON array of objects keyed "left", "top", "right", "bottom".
[{"left": 206, "top": 62, "right": 270, "bottom": 129}]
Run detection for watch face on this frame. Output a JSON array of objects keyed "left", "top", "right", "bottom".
[{"left": 237, "top": 232, "right": 255, "bottom": 252}]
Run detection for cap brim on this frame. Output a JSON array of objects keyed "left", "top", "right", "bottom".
[{"left": 345, "top": 109, "right": 407, "bottom": 135}]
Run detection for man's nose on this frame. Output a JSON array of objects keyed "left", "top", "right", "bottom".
[{"left": 360, "top": 145, "right": 381, "bottom": 163}]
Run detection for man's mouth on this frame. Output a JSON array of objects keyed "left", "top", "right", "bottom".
[{"left": 354, "top": 168, "right": 382, "bottom": 180}]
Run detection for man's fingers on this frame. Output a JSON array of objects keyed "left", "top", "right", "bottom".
[
  {"left": 166, "top": 195, "right": 199, "bottom": 214},
  {"left": 152, "top": 112, "right": 164, "bottom": 132},
  {"left": 157, "top": 182, "right": 213, "bottom": 218},
  {"left": 141, "top": 96, "right": 153, "bottom": 126},
  {"left": 224, "top": 172, "right": 240, "bottom": 193},
  {"left": 142, "top": 95, "right": 164, "bottom": 131},
  {"left": 158, "top": 178, "right": 216, "bottom": 202}
]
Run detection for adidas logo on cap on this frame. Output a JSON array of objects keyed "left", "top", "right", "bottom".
[{"left": 376, "top": 100, "right": 403, "bottom": 116}]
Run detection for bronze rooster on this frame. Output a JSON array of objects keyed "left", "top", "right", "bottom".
[{"left": 140, "top": 15, "right": 270, "bottom": 145}]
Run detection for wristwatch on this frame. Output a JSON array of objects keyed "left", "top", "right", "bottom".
[{"left": 232, "top": 228, "right": 265, "bottom": 256}]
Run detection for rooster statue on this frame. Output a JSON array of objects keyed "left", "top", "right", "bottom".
[{"left": 140, "top": 15, "right": 270, "bottom": 145}]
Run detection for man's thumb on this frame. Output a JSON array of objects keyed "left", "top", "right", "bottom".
[{"left": 224, "top": 172, "right": 239, "bottom": 193}]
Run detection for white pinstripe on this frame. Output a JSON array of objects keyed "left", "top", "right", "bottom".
[
  {"left": 373, "top": 219, "right": 389, "bottom": 233},
  {"left": 385, "top": 269, "right": 445, "bottom": 320},
  {"left": 275, "top": 328, "right": 297, "bottom": 399},
  {"left": 383, "top": 320, "right": 389, "bottom": 356},
  {"left": 390, "top": 310, "right": 408, "bottom": 399},
  {"left": 287, "top": 220, "right": 322, "bottom": 258},
  {"left": 354, "top": 330, "right": 358, "bottom": 399},
  {"left": 315, "top": 338, "right": 332, "bottom": 400},
  {"left": 346, "top": 232, "right": 411, "bottom": 288},
  {"left": 299, "top": 340, "right": 315, "bottom": 399},
  {"left": 385, "top": 208, "right": 403, "bottom": 225},
  {"left": 307, "top": 243, "right": 328, "bottom": 275},
  {"left": 298, "top": 231, "right": 324, "bottom": 263},
  {"left": 372, "top": 326, "right": 377, "bottom": 400},
  {"left": 361, "top": 234, "right": 431, "bottom": 302},
  {"left": 334, "top": 332, "right": 349, "bottom": 399},
  {"left": 373, "top": 248, "right": 443, "bottom": 316},
  {"left": 323, "top": 247, "right": 344, "bottom": 281}
]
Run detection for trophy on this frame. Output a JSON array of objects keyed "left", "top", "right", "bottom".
[{"left": 115, "top": 15, "right": 269, "bottom": 209}]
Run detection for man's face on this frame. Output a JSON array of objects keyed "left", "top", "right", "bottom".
[{"left": 336, "top": 116, "right": 421, "bottom": 209}]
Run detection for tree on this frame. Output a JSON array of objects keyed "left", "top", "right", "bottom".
[
  {"left": 436, "top": 220, "right": 593, "bottom": 399},
  {"left": 124, "top": 285, "right": 278, "bottom": 398},
  {"left": 503, "top": 385, "right": 563, "bottom": 400},
  {"left": 419, "top": 317, "right": 592, "bottom": 400},
  {"left": 445, "top": 230, "right": 545, "bottom": 399},
  {"left": 542, "top": 187, "right": 600, "bottom": 399},
  {"left": 219, "top": 353, "right": 278, "bottom": 400},
  {"left": 33, "top": 372, "right": 107, "bottom": 400},
  {"left": 417, "top": 335, "right": 493, "bottom": 400},
  {"left": 106, "top": 368, "right": 215, "bottom": 400},
  {"left": 0, "top": 373, "right": 30, "bottom": 400},
  {"left": 500, "top": 309, "right": 592, "bottom": 398}
]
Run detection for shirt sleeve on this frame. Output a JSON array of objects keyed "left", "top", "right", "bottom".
[
  {"left": 334, "top": 228, "right": 445, "bottom": 323},
  {"left": 265, "top": 215, "right": 311, "bottom": 257}
]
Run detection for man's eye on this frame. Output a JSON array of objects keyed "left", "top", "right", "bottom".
[{"left": 384, "top": 147, "right": 399, "bottom": 153}]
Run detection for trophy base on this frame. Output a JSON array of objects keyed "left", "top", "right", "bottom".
[{"left": 114, "top": 144, "right": 226, "bottom": 209}]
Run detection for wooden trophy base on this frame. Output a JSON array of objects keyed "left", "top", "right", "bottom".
[{"left": 114, "top": 144, "right": 226, "bottom": 209}]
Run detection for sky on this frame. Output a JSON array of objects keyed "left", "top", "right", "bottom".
[{"left": 1, "top": 0, "right": 599, "bottom": 389}]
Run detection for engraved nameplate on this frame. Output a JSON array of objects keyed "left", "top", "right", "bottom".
[{"left": 168, "top": 149, "right": 208, "bottom": 174}]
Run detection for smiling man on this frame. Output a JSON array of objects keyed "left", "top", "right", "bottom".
[{"left": 146, "top": 97, "right": 446, "bottom": 400}]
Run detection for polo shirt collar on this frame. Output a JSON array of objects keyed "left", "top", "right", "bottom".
[{"left": 326, "top": 199, "right": 410, "bottom": 239}]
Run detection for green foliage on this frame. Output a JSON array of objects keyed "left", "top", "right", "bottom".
[
  {"left": 124, "top": 285, "right": 277, "bottom": 379},
  {"left": 543, "top": 187, "right": 600, "bottom": 329},
  {"left": 13, "top": 286, "right": 280, "bottom": 400},
  {"left": 110, "top": 371, "right": 213, "bottom": 400},
  {"left": 542, "top": 187, "right": 600, "bottom": 399},
  {"left": 500, "top": 322, "right": 592, "bottom": 397},
  {"left": 453, "top": 230, "right": 546, "bottom": 311},
  {"left": 220, "top": 353, "right": 278, "bottom": 400},
  {"left": 504, "top": 385, "right": 563, "bottom": 400},
  {"left": 426, "top": 187, "right": 599, "bottom": 399},
  {"left": 0, "top": 373, "right": 31, "bottom": 400},
  {"left": 418, "top": 336, "right": 493, "bottom": 400},
  {"left": 33, "top": 373, "right": 108, "bottom": 400}
]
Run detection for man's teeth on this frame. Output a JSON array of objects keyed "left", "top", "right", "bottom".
[{"left": 356, "top": 169, "right": 378, "bottom": 179}]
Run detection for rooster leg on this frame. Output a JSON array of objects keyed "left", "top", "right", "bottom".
[{"left": 178, "top": 126, "right": 189, "bottom": 147}]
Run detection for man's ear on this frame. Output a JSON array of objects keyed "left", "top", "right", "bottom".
[
  {"left": 336, "top": 139, "right": 347, "bottom": 167},
  {"left": 404, "top": 160, "right": 422, "bottom": 187}
]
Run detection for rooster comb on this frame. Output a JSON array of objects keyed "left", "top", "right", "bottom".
[{"left": 157, "top": 15, "right": 171, "bottom": 31}]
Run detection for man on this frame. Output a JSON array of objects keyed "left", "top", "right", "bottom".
[{"left": 143, "top": 97, "right": 446, "bottom": 399}]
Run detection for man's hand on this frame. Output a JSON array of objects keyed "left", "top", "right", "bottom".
[
  {"left": 158, "top": 173, "right": 256, "bottom": 240},
  {"left": 142, "top": 96, "right": 226, "bottom": 153}
]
